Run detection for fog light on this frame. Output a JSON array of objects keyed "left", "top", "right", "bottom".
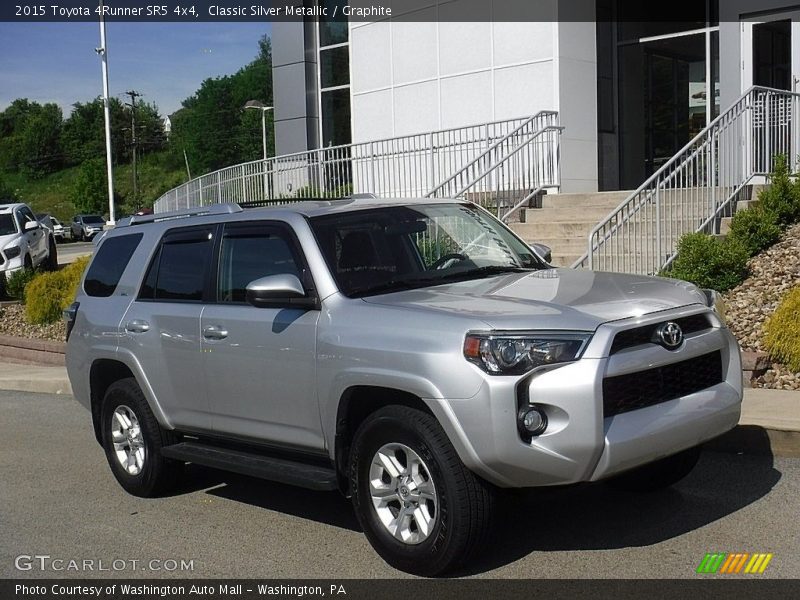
[{"left": 518, "top": 406, "right": 547, "bottom": 436}]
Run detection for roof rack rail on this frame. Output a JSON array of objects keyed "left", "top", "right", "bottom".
[
  {"left": 118, "top": 203, "right": 243, "bottom": 227},
  {"left": 350, "top": 193, "right": 378, "bottom": 199}
]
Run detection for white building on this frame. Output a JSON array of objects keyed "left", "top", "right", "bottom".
[{"left": 272, "top": 0, "right": 800, "bottom": 193}]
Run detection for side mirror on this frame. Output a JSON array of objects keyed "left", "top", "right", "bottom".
[
  {"left": 245, "top": 274, "right": 316, "bottom": 309},
  {"left": 24, "top": 220, "right": 40, "bottom": 232},
  {"left": 530, "top": 243, "right": 552, "bottom": 264}
]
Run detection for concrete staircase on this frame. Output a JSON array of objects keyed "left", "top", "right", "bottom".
[
  {"left": 510, "top": 185, "right": 769, "bottom": 268},
  {"left": 509, "top": 191, "right": 632, "bottom": 267}
]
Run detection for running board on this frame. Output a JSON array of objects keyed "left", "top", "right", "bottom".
[{"left": 161, "top": 442, "right": 339, "bottom": 491}]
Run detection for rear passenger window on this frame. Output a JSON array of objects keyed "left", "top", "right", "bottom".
[
  {"left": 84, "top": 233, "right": 143, "bottom": 297},
  {"left": 217, "top": 224, "right": 302, "bottom": 303},
  {"left": 139, "top": 227, "right": 214, "bottom": 302}
]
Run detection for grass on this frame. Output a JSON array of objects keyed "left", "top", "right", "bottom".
[{"left": 1, "top": 152, "right": 187, "bottom": 221}]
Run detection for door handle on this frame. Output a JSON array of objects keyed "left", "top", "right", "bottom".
[
  {"left": 125, "top": 319, "right": 150, "bottom": 333},
  {"left": 202, "top": 325, "right": 228, "bottom": 340}
]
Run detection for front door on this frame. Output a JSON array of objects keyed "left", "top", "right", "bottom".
[{"left": 201, "top": 221, "right": 323, "bottom": 451}]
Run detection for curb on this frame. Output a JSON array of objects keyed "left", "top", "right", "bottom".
[
  {"left": 0, "top": 335, "right": 65, "bottom": 366},
  {"left": 707, "top": 425, "right": 800, "bottom": 458}
]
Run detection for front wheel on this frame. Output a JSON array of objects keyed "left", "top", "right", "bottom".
[
  {"left": 606, "top": 445, "right": 701, "bottom": 492},
  {"left": 100, "top": 378, "right": 182, "bottom": 497},
  {"left": 349, "top": 405, "right": 494, "bottom": 576}
]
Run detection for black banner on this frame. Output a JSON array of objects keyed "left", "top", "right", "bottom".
[
  {"left": 4, "top": 579, "right": 800, "bottom": 600},
  {"left": 0, "top": 0, "right": 749, "bottom": 23}
]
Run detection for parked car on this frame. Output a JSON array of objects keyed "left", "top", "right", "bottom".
[
  {"left": 71, "top": 214, "right": 105, "bottom": 241},
  {"left": 65, "top": 198, "right": 742, "bottom": 576},
  {"left": 37, "top": 213, "right": 69, "bottom": 242},
  {"left": 0, "top": 203, "right": 57, "bottom": 285}
]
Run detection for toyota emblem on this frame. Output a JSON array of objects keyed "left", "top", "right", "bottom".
[{"left": 656, "top": 322, "right": 684, "bottom": 350}]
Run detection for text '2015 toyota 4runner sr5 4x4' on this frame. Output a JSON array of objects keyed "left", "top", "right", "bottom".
[{"left": 65, "top": 198, "right": 742, "bottom": 575}]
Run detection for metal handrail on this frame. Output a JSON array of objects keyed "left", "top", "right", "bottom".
[
  {"left": 155, "top": 117, "right": 530, "bottom": 212},
  {"left": 426, "top": 111, "right": 558, "bottom": 197},
  {"left": 574, "top": 86, "right": 800, "bottom": 274}
]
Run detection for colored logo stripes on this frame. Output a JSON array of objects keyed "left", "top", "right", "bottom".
[{"left": 696, "top": 553, "right": 773, "bottom": 574}]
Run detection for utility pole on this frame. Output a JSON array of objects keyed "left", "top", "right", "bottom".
[
  {"left": 96, "top": 0, "right": 115, "bottom": 225},
  {"left": 125, "top": 90, "right": 141, "bottom": 210}
]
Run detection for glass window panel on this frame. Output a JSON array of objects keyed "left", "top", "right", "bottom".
[
  {"left": 218, "top": 227, "right": 301, "bottom": 303},
  {"left": 320, "top": 46, "right": 350, "bottom": 89},
  {"left": 84, "top": 234, "right": 142, "bottom": 297},
  {"left": 319, "top": 0, "right": 348, "bottom": 47},
  {"left": 321, "top": 88, "right": 352, "bottom": 147}
]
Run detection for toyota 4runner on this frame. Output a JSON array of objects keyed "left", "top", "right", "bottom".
[{"left": 65, "top": 198, "right": 742, "bottom": 575}]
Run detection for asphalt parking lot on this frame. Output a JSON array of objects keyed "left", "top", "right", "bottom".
[
  {"left": 2, "top": 390, "right": 799, "bottom": 579},
  {"left": 56, "top": 241, "right": 94, "bottom": 266}
]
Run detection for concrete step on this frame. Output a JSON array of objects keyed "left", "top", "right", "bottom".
[{"left": 540, "top": 190, "right": 632, "bottom": 208}]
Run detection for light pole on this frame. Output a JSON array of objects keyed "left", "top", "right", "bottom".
[
  {"left": 96, "top": 0, "right": 115, "bottom": 225},
  {"left": 244, "top": 100, "right": 273, "bottom": 200}
]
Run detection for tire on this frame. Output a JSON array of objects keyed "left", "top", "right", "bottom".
[
  {"left": 349, "top": 405, "right": 494, "bottom": 576},
  {"left": 607, "top": 445, "right": 701, "bottom": 493},
  {"left": 46, "top": 238, "right": 58, "bottom": 271},
  {"left": 23, "top": 254, "right": 33, "bottom": 270},
  {"left": 100, "top": 378, "right": 182, "bottom": 497}
]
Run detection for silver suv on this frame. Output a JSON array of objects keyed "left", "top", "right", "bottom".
[{"left": 65, "top": 198, "right": 742, "bottom": 575}]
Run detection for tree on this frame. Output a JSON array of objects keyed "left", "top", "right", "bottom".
[
  {"left": 169, "top": 35, "right": 274, "bottom": 175},
  {"left": 0, "top": 100, "right": 63, "bottom": 177},
  {"left": 70, "top": 158, "right": 108, "bottom": 214},
  {"left": 17, "top": 103, "right": 63, "bottom": 177},
  {"left": 0, "top": 173, "right": 17, "bottom": 201},
  {"left": 62, "top": 98, "right": 129, "bottom": 165}
]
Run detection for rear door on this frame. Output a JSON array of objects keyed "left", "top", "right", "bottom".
[
  {"left": 201, "top": 221, "right": 323, "bottom": 450},
  {"left": 120, "top": 225, "right": 215, "bottom": 431}
]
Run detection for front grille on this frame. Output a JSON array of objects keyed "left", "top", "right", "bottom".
[
  {"left": 609, "top": 313, "right": 712, "bottom": 354},
  {"left": 603, "top": 350, "right": 723, "bottom": 417}
]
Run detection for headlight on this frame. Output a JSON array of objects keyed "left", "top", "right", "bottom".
[
  {"left": 464, "top": 332, "right": 591, "bottom": 375},
  {"left": 3, "top": 246, "right": 21, "bottom": 260},
  {"left": 702, "top": 289, "right": 727, "bottom": 324}
]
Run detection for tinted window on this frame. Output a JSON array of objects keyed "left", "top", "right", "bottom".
[
  {"left": 0, "top": 214, "right": 16, "bottom": 235},
  {"left": 84, "top": 215, "right": 105, "bottom": 224},
  {"left": 84, "top": 234, "right": 143, "bottom": 297},
  {"left": 140, "top": 227, "right": 213, "bottom": 302},
  {"left": 218, "top": 224, "right": 302, "bottom": 303}
]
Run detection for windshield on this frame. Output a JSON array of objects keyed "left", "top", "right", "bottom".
[
  {"left": 0, "top": 214, "right": 17, "bottom": 236},
  {"left": 83, "top": 216, "right": 104, "bottom": 224},
  {"left": 310, "top": 203, "right": 548, "bottom": 297}
]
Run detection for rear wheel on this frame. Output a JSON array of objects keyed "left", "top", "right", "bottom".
[
  {"left": 607, "top": 445, "right": 701, "bottom": 492},
  {"left": 349, "top": 405, "right": 494, "bottom": 576},
  {"left": 100, "top": 378, "right": 183, "bottom": 497},
  {"left": 45, "top": 238, "right": 58, "bottom": 270}
]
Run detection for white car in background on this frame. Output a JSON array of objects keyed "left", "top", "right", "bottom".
[
  {"left": 37, "top": 213, "right": 70, "bottom": 242},
  {"left": 0, "top": 203, "right": 57, "bottom": 284}
]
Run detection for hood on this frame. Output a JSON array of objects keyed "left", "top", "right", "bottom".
[
  {"left": 0, "top": 233, "right": 20, "bottom": 251},
  {"left": 362, "top": 268, "right": 707, "bottom": 331}
]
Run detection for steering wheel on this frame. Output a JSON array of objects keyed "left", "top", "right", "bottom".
[{"left": 430, "top": 253, "right": 468, "bottom": 270}]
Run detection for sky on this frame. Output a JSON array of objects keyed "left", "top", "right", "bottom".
[{"left": 0, "top": 21, "right": 271, "bottom": 117}]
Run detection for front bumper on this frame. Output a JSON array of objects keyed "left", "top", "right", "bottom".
[{"left": 433, "top": 307, "right": 743, "bottom": 488}]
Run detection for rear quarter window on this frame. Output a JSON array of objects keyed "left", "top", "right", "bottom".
[{"left": 84, "top": 233, "right": 143, "bottom": 297}]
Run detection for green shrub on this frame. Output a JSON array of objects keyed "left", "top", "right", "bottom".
[
  {"left": 764, "top": 286, "right": 800, "bottom": 372},
  {"left": 4, "top": 267, "right": 38, "bottom": 303},
  {"left": 759, "top": 155, "right": 800, "bottom": 227},
  {"left": 24, "top": 257, "right": 89, "bottom": 325},
  {"left": 728, "top": 206, "right": 782, "bottom": 257},
  {"left": 667, "top": 232, "right": 749, "bottom": 292}
]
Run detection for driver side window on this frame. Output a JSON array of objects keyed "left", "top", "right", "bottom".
[{"left": 217, "top": 223, "right": 303, "bottom": 303}]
